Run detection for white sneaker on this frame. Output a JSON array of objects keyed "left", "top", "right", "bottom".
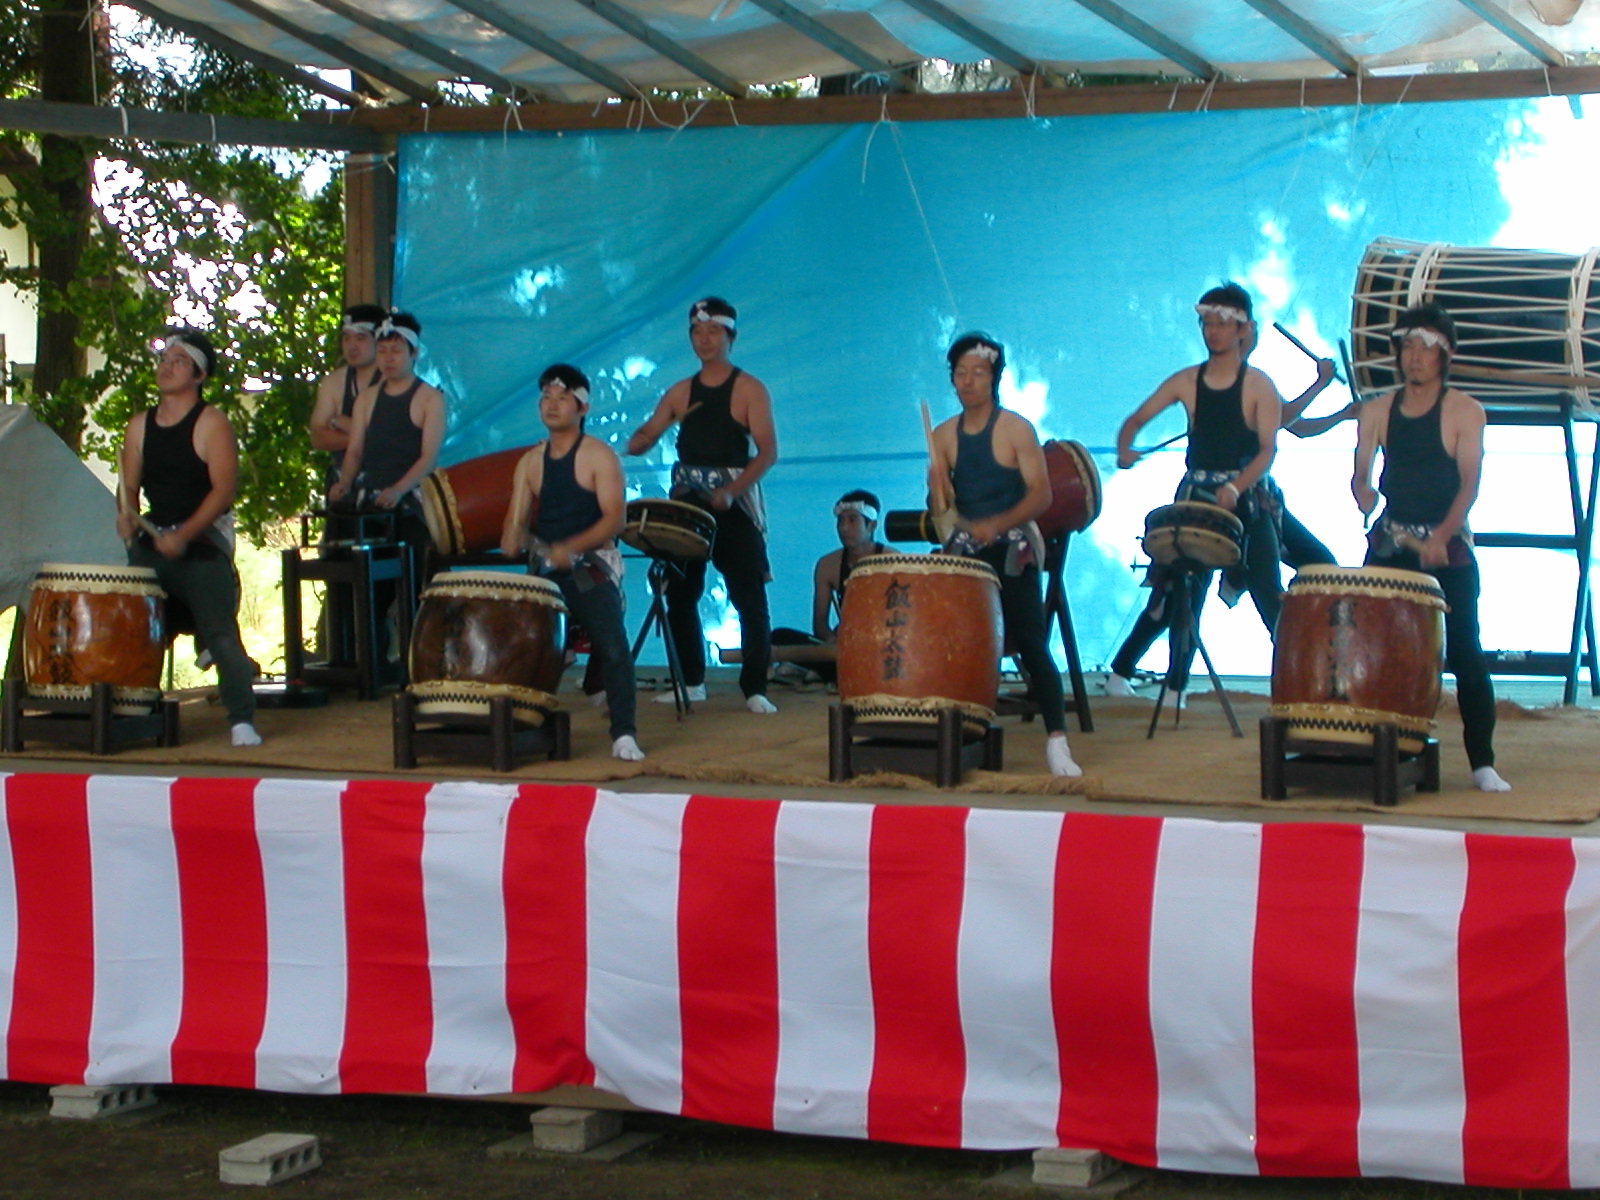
[
  {"left": 746, "top": 694, "right": 778, "bottom": 715},
  {"left": 231, "top": 722, "right": 263, "bottom": 747},
  {"left": 1472, "top": 766, "right": 1512, "bottom": 793},
  {"left": 195, "top": 648, "right": 215, "bottom": 671},
  {"left": 1046, "top": 734, "right": 1082, "bottom": 778},
  {"left": 1103, "top": 673, "right": 1137, "bottom": 697},
  {"left": 654, "top": 684, "right": 706, "bottom": 703},
  {"left": 611, "top": 734, "right": 646, "bottom": 762}
]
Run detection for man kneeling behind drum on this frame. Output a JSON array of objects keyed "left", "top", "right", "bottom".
[{"left": 501, "top": 365, "right": 645, "bottom": 762}]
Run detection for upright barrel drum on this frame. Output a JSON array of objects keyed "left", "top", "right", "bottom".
[
  {"left": 23, "top": 563, "right": 167, "bottom": 714},
  {"left": 1270, "top": 565, "right": 1446, "bottom": 755}
]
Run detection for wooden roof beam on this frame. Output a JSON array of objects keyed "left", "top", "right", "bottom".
[
  {"left": 217, "top": 0, "right": 437, "bottom": 104},
  {"left": 120, "top": 0, "right": 370, "bottom": 108},
  {"left": 1068, "top": 0, "right": 1218, "bottom": 79},
  {"left": 1454, "top": 0, "right": 1567, "bottom": 67},
  {"left": 306, "top": 0, "right": 542, "bottom": 100},
  {"left": 0, "top": 96, "right": 382, "bottom": 152},
  {"left": 894, "top": 0, "right": 1039, "bottom": 78},
  {"left": 447, "top": 0, "right": 646, "bottom": 98},
  {"left": 567, "top": 0, "right": 748, "bottom": 98},
  {"left": 1236, "top": 0, "right": 1362, "bottom": 76}
]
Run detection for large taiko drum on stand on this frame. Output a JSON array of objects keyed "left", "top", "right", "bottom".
[
  {"left": 1351, "top": 238, "right": 1600, "bottom": 412},
  {"left": 1270, "top": 564, "right": 1447, "bottom": 755},
  {"left": 621, "top": 498, "right": 717, "bottom": 562},
  {"left": 835, "top": 553, "right": 1002, "bottom": 734},
  {"left": 419, "top": 447, "right": 532, "bottom": 555},
  {"left": 1038, "top": 439, "right": 1102, "bottom": 537},
  {"left": 407, "top": 570, "right": 566, "bottom": 723},
  {"left": 1141, "top": 501, "right": 1244, "bottom": 569},
  {"left": 23, "top": 563, "right": 167, "bottom": 714}
]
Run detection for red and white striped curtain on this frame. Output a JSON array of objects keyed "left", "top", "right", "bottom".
[{"left": 0, "top": 773, "right": 1594, "bottom": 1188}]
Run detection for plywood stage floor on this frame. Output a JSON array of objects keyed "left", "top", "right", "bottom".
[{"left": 4, "top": 670, "right": 1596, "bottom": 831}]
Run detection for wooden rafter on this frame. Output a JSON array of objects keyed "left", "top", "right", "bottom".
[
  {"left": 1236, "top": 0, "right": 1362, "bottom": 76},
  {"left": 1454, "top": 0, "right": 1567, "bottom": 67},
  {"left": 1068, "top": 0, "right": 1217, "bottom": 80},
  {"left": 741, "top": 0, "right": 902, "bottom": 78},
  {"left": 212, "top": 0, "right": 437, "bottom": 103},
  {"left": 894, "top": 0, "right": 1038, "bottom": 77},
  {"left": 305, "top": 0, "right": 540, "bottom": 99},
  {"left": 567, "top": 0, "right": 748, "bottom": 98},
  {"left": 446, "top": 0, "right": 644, "bottom": 98},
  {"left": 0, "top": 96, "right": 382, "bottom": 152}
]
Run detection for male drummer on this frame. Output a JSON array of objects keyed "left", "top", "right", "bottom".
[
  {"left": 308, "top": 302, "right": 385, "bottom": 488},
  {"left": 1106, "top": 283, "right": 1283, "bottom": 701},
  {"left": 116, "top": 327, "right": 261, "bottom": 747},
  {"left": 1353, "top": 303, "right": 1509, "bottom": 793},
  {"left": 626, "top": 297, "right": 779, "bottom": 714},
  {"left": 928, "top": 332, "right": 1081, "bottom": 778},
  {"left": 501, "top": 365, "right": 644, "bottom": 762}
]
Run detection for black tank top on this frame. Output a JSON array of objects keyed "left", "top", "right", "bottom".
[
  {"left": 953, "top": 407, "right": 1025, "bottom": 519},
  {"left": 1187, "top": 364, "right": 1258, "bottom": 471},
  {"left": 327, "top": 365, "right": 380, "bottom": 483},
  {"left": 535, "top": 435, "right": 603, "bottom": 543},
  {"left": 678, "top": 368, "right": 751, "bottom": 467},
  {"left": 1380, "top": 389, "right": 1458, "bottom": 524},
  {"left": 363, "top": 377, "right": 425, "bottom": 490},
  {"left": 142, "top": 400, "right": 216, "bottom": 527}
]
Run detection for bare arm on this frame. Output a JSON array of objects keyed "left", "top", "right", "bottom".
[
  {"left": 153, "top": 407, "right": 239, "bottom": 559},
  {"left": 926, "top": 417, "right": 958, "bottom": 516},
  {"left": 625, "top": 382, "right": 687, "bottom": 456},
  {"left": 811, "top": 551, "right": 841, "bottom": 641},
  {"left": 308, "top": 369, "right": 352, "bottom": 454},
  {"left": 717, "top": 373, "right": 777, "bottom": 510},
  {"left": 1116, "top": 370, "right": 1190, "bottom": 469},
  {"left": 115, "top": 413, "right": 147, "bottom": 543},
  {"left": 1351, "top": 394, "right": 1390, "bottom": 517},
  {"left": 1222, "top": 369, "right": 1280, "bottom": 509},
  {"left": 545, "top": 443, "right": 627, "bottom": 570},
  {"left": 328, "top": 384, "right": 375, "bottom": 502},
  {"left": 1424, "top": 393, "right": 1486, "bottom": 563},
  {"left": 499, "top": 449, "right": 540, "bottom": 558}
]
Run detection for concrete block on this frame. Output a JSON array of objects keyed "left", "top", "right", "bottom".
[
  {"left": 49, "top": 1084, "right": 158, "bottom": 1120},
  {"left": 1032, "top": 1147, "right": 1119, "bottom": 1189},
  {"left": 528, "top": 1105, "right": 625, "bottom": 1153},
  {"left": 218, "top": 1133, "right": 322, "bottom": 1186}
]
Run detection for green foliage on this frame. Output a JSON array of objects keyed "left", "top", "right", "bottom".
[{"left": 0, "top": 5, "right": 346, "bottom": 540}]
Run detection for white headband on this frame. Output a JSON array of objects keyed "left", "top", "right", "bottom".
[
  {"left": 543, "top": 379, "right": 589, "bottom": 404},
  {"left": 1196, "top": 303, "right": 1250, "bottom": 324},
  {"left": 834, "top": 500, "right": 879, "bottom": 521},
  {"left": 342, "top": 320, "right": 376, "bottom": 335},
  {"left": 960, "top": 344, "right": 999, "bottom": 363},
  {"left": 1394, "top": 326, "right": 1451, "bottom": 350},
  {"left": 691, "top": 304, "right": 736, "bottom": 330},
  {"left": 376, "top": 319, "right": 421, "bottom": 351},
  {"left": 156, "top": 337, "right": 208, "bottom": 377}
]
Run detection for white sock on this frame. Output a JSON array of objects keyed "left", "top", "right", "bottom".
[
  {"left": 230, "top": 722, "right": 262, "bottom": 748},
  {"left": 1472, "top": 766, "right": 1511, "bottom": 793},
  {"left": 1104, "top": 673, "right": 1137, "bottom": 697},
  {"left": 1045, "top": 733, "right": 1082, "bottom": 778},
  {"left": 587, "top": 691, "right": 607, "bottom": 709},
  {"left": 611, "top": 734, "right": 645, "bottom": 762},
  {"left": 195, "top": 649, "right": 214, "bottom": 671},
  {"left": 654, "top": 683, "right": 706, "bottom": 703},
  {"left": 746, "top": 694, "right": 778, "bottom": 715}
]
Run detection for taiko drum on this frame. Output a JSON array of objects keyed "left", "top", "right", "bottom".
[
  {"left": 621, "top": 497, "right": 717, "bottom": 562},
  {"left": 419, "top": 446, "right": 532, "bottom": 555},
  {"left": 1037, "top": 440, "right": 1102, "bottom": 537},
  {"left": 23, "top": 563, "right": 167, "bottom": 714},
  {"left": 1142, "top": 501, "right": 1244, "bottom": 569},
  {"left": 835, "top": 553, "right": 1001, "bottom": 733},
  {"left": 1270, "top": 564, "right": 1446, "bottom": 754},
  {"left": 407, "top": 570, "right": 567, "bottom": 723}
]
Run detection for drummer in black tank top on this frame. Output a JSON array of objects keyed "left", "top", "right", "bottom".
[
  {"left": 503, "top": 364, "right": 645, "bottom": 762},
  {"left": 309, "top": 303, "right": 385, "bottom": 488},
  {"left": 1354, "top": 302, "right": 1509, "bottom": 793},
  {"left": 626, "top": 297, "right": 780, "bottom": 713}
]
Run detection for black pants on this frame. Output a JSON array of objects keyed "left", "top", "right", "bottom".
[
  {"left": 664, "top": 503, "right": 772, "bottom": 697},
  {"left": 1367, "top": 548, "right": 1497, "bottom": 770},
  {"left": 974, "top": 545, "right": 1066, "bottom": 735}
]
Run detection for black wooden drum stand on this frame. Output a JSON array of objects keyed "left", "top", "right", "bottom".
[
  {"left": 828, "top": 704, "right": 1003, "bottom": 788},
  {"left": 1148, "top": 562, "right": 1242, "bottom": 739},
  {"left": 2, "top": 681, "right": 179, "bottom": 755},
  {"left": 1259, "top": 716, "right": 1440, "bottom": 807},
  {"left": 392, "top": 690, "right": 570, "bottom": 772},
  {"left": 631, "top": 556, "right": 694, "bottom": 717}
]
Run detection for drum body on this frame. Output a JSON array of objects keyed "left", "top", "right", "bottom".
[
  {"left": 1351, "top": 238, "right": 1600, "bottom": 411},
  {"left": 882, "top": 509, "right": 952, "bottom": 546},
  {"left": 1270, "top": 565, "right": 1446, "bottom": 754},
  {"left": 419, "top": 447, "right": 531, "bottom": 555},
  {"left": 621, "top": 498, "right": 717, "bottom": 561},
  {"left": 1142, "top": 501, "right": 1243, "bottom": 569},
  {"left": 407, "top": 570, "right": 567, "bottom": 722},
  {"left": 23, "top": 563, "right": 166, "bottom": 714},
  {"left": 835, "top": 553, "right": 1001, "bottom": 732},
  {"left": 1037, "top": 440, "right": 1102, "bottom": 537}
]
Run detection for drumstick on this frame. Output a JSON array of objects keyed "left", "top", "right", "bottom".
[
  {"left": 116, "top": 491, "right": 161, "bottom": 542},
  {"left": 1131, "top": 430, "right": 1187, "bottom": 455},
  {"left": 920, "top": 399, "right": 954, "bottom": 512},
  {"left": 1267, "top": 320, "right": 1344, "bottom": 385},
  {"left": 1338, "top": 338, "right": 1364, "bottom": 404}
]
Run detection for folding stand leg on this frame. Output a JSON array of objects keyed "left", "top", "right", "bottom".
[
  {"left": 631, "top": 559, "right": 692, "bottom": 717},
  {"left": 1147, "top": 568, "right": 1241, "bottom": 739},
  {"left": 828, "top": 703, "right": 853, "bottom": 781},
  {"left": 393, "top": 691, "right": 417, "bottom": 769}
]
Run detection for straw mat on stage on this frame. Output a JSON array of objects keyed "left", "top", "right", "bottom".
[{"left": 5, "top": 682, "right": 1595, "bottom": 824}]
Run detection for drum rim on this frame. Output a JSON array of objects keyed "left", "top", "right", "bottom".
[
  {"left": 1144, "top": 500, "right": 1244, "bottom": 530},
  {"left": 850, "top": 552, "right": 999, "bottom": 580},
  {"left": 36, "top": 562, "right": 162, "bottom": 581},
  {"left": 1287, "top": 563, "right": 1447, "bottom": 604},
  {"left": 1042, "top": 438, "right": 1103, "bottom": 531}
]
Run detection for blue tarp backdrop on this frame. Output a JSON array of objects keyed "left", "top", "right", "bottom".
[{"left": 395, "top": 94, "right": 1590, "bottom": 675}]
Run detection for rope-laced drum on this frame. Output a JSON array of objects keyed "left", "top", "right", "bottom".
[
  {"left": 835, "top": 553, "right": 1001, "bottom": 734},
  {"left": 1351, "top": 238, "right": 1600, "bottom": 413},
  {"left": 1141, "top": 501, "right": 1244, "bottom": 569},
  {"left": 23, "top": 563, "right": 167, "bottom": 714},
  {"left": 419, "top": 446, "right": 530, "bottom": 555},
  {"left": 1037, "top": 439, "right": 1103, "bottom": 537},
  {"left": 407, "top": 570, "right": 567, "bottom": 723},
  {"left": 621, "top": 498, "right": 717, "bottom": 562},
  {"left": 1270, "top": 564, "right": 1447, "bottom": 755}
]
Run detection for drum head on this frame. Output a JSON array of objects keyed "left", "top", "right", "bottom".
[
  {"left": 1141, "top": 502, "right": 1243, "bottom": 569},
  {"left": 622, "top": 498, "right": 716, "bottom": 561}
]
